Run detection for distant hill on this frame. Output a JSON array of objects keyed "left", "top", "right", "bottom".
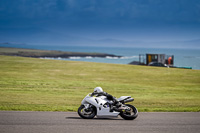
[{"left": 0, "top": 47, "right": 121, "bottom": 58}]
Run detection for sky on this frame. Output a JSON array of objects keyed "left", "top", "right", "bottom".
[{"left": 0, "top": 0, "right": 200, "bottom": 48}]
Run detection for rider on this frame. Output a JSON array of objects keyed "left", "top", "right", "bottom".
[{"left": 91, "top": 87, "right": 121, "bottom": 108}]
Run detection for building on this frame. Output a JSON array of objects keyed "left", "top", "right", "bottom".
[{"left": 130, "top": 53, "right": 174, "bottom": 66}]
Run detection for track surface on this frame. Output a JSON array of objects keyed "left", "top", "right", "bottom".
[{"left": 0, "top": 111, "right": 200, "bottom": 133}]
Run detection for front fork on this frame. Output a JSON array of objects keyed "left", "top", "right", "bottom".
[
  {"left": 82, "top": 104, "right": 94, "bottom": 115},
  {"left": 83, "top": 104, "right": 90, "bottom": 109}
]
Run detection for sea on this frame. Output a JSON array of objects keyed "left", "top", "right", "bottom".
[{"left": 1, "top": 44, "right": 200, "bottom": 70}]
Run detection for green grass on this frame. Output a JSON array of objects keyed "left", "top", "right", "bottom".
[{"left": 0, "top": 55, "right": 200, "bottom": 112}]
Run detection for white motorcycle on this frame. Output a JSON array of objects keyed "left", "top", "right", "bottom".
[{"left": 78, "top": 93, "right": 138, "bottom": 120}]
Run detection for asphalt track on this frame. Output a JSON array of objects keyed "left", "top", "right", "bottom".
[{"left": 0, "top": 111, "right": 200, "bottom": 133}]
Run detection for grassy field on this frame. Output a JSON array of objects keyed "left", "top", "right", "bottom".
[{"left": 0, "top": 55, "right": 200, "bottom": 112}]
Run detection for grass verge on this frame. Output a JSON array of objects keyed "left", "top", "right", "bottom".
[{"left": 0, "top": 55, "right": 200, "bottom": 112}]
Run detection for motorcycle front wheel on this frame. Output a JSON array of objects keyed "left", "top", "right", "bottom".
[
  {"left": 120, "top": 104, "right": 138, "bottom": 120},
  {"left": 77, "top": 105, "right": 96, "bottom": 119}
]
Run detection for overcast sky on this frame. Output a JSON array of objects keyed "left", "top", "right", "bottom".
[{"left": 0, "top": 0, "right": 200, "bottom": 48}]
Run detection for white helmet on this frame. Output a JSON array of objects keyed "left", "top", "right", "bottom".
[{"left": 94, "top": 87, "right": 103, "bottom": 93}]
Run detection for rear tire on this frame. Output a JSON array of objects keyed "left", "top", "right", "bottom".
[
  {"left": 120, "top": 104, "right": 138, "bottom": 120},
  {"left": 77, "top": 105, "right": 96, "bottom": 119}
]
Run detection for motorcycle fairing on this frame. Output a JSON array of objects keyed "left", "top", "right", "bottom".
[
  {"left": 117, "top": 96, "right": 131, "bottom": 102},
  {"left": 81, "top": 94, "right": 120, "bottom": 117}
]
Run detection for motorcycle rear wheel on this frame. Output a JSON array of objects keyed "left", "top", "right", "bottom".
[
  {"left": 78, "top": 105, "right": 96, "bottom": 119},
  {"left": 120, "top": 104, "right": 138, "bottom": 120}
]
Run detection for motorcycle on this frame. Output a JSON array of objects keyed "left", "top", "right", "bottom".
[{"left": 78, "top": 93, "right": 138, "bottom": 120}]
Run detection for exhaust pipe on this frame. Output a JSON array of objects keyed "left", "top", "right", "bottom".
[{"left": 124, "top": 98, "right": 134, "bottom": 103}]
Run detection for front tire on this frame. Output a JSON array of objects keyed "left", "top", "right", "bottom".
[
  {"left": 120, "top": 104, "right": 138, "bottom": 120},
  {"left": 77, "top": 105, "right": 96, "bottom": 119}
]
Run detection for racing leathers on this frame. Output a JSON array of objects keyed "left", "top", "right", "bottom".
[{"left": 91, "top": 91, "right": 119, "bottom": 106}]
